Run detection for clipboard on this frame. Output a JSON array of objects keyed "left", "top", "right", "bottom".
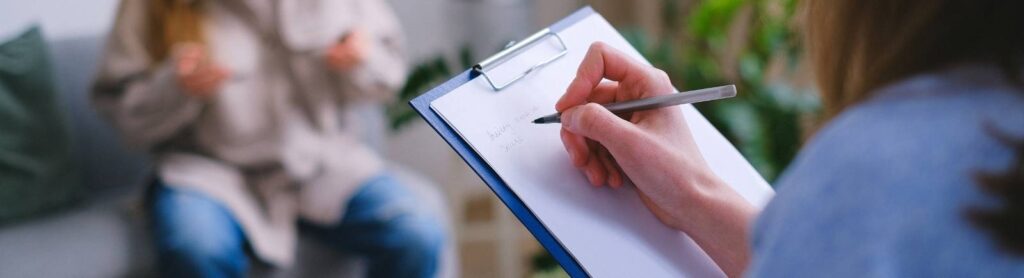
[
  {"left": 409, "top": 7, "right": 595, "bottom": 277},
  {"left": 412, "top": 6, "right": 774, "bottom": 277}
]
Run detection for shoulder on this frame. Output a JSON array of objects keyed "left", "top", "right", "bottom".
[
  {"left": 778, "top": 65, "right": 1024, "bottom": 198},
  {"left": 748, "top": 65, "right": 1024, "bottom": 276},
  {"left": 802, "top": 65, "right": 1024, "bottom": 178},
  {"left": 113, "top": 0, "right": 149, "bottom": 25},
  {"left": 105, "top": 0, "right": 152, "bottom": 50}
]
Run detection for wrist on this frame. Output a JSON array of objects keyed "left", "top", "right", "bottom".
[
  {"left": 673, "top": 170, "right": 754, "bottom": 232},
  {"left": 672, "top": 171, "right": 756, "bottom": 276}
]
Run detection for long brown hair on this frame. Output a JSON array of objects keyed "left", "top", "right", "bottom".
[
  {"left": 805, "top": 0, "right": 1024, "bottom": 254},
  {"left": 145, "top": 0, "right": 205, "bottom": 62}
]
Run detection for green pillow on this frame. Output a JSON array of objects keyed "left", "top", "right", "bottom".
[{"left": 0, "top": 26, "right": 81, "bottom": 224}]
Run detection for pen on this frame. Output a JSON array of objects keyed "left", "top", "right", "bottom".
[{"left": 532, "top": 84, "right": 738, "bottom": 124}]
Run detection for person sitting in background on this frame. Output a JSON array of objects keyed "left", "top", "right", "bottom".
[{"left": 91, "top": 0, "right": 444, "bottom": 277}]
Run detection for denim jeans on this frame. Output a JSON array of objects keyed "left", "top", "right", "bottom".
[{"left": 148, "top": 174, "right": 445, "bottom": 278}]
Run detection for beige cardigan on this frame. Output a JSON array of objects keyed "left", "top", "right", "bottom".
[{"left": 92, "top": 0, "right": 407, "bottom": 266}]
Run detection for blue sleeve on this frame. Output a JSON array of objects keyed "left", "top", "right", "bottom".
[{"left": 745, "top": 84, "right": 1024, "bottom": 277}]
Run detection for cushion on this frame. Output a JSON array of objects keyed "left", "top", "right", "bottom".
[{"left": 0, "top": 26, "right": 81, "bottom": 224}]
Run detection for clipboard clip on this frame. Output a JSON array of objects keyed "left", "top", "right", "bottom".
[{"left": 473, "top": 28, "right": 569, "bottom": 91}]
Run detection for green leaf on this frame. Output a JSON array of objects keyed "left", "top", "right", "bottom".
[{"left": 387, "top": 48, "right": 467, "bottom": 130}]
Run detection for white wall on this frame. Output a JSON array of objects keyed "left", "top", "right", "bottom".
[
  {"left": 0, "top": 0, "right": 535, "bottom": 64},
  {"left": 389, "top": 0, "right": 534, "bottom": 63},
  {"left": 0, "top": 0, "right": 120, "bottom": 40}
]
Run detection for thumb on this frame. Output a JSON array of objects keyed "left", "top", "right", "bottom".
[{"left": 562, "top": 103, "right": 639, "bottom": 147}]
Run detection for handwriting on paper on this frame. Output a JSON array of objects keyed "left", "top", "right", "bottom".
[{"left": 484, "top": 106, "right": 540, "bottom": 153}]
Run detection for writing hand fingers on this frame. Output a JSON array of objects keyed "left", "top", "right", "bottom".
[
  {"left": 557, "top": 42, "right": 650, "bottom": 112},
  {"left": 597, "top": 146, "right": 623, "bottom": 188}
]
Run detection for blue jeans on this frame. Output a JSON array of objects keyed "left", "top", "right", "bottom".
[{"left": 148, "top": 174, "right": 445, "bottom": 278}]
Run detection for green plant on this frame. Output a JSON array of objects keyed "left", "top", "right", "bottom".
[
  {"left": 624, "top": 0, "right": 819, "bottom": 181},
  {"left": 387, "top": 46, "right": 476, "bottom": 130}
]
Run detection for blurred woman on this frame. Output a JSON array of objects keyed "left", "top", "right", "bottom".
[
  {"left": 91, "top": 0, "right": 444, "bottom": 277},
  {"left": 556, "top": 0, "right": 1023, "bottom": 276}
]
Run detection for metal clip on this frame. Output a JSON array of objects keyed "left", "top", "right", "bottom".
[{"left": 472, "top": 29, "right": 569, "bottom": 91}]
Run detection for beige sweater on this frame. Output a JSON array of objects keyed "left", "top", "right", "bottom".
[{"left": 92, "top": 0, "right": 407, "bottom": 266}]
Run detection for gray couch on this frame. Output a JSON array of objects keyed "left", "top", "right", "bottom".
[{"left": 0, "top": 35, "right": 455, "bottom": 278}]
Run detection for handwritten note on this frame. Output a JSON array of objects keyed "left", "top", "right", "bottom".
[
  {"left": 484, "top": 106, "right": 539, "bottom": 153},
  {"left": 430, "top": 12, "right": 774, "bottom": 278}
]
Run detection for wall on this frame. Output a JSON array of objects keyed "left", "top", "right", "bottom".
[
  {"left": 0, "top": 0, "right": 533, "bottom": 63},
  {"left": 0, "top": 0, "right": 120, "bottom": 40},
  {"left": 533, "top": 0, "right": 691, "bottom": 39},
  {"left": 1, "top": 0, "right": 690, "bottom": 70}
]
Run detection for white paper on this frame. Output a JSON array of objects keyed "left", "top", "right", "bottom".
[{"left": 431, "top": 13, "right": 774, "bottom": 277}]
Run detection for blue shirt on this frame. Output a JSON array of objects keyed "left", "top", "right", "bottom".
[{"left": 748, "top": 66, "right": 1024, "bottom": 277}]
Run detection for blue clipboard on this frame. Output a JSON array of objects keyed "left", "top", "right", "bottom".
[{"left": 409, "top": 6, "right": 597, "bottom": 277}]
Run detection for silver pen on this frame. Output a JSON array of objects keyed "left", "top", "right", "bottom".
[{"left": 532, "top": 84, "right": 738, "bottom": 124}]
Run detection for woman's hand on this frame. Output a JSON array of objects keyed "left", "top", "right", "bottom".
[
  {"left": 173, "top": 43, "right": 231, "bottom": 99},
  {"left": 557, "top": 42, "right": 756, "bottom": 277},
  {"left": 557, "top": 42, "right": 727, "bottom": 229},
  {"left": 326, "top": 29, "right": 369, "bottom": 72}
]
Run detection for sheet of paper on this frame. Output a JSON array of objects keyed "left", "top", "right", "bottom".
[{"left": 431, "top": 13, "right": 774, "bottom": 277}]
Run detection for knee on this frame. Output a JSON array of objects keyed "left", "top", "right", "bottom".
[
  {"left": 158, "top": 232, "right": 248, "bottom": 277},
  {"left": 162, "top": 233, "right": 245, "bottom": 263},
  {"left": 150, "top": 186, "right": 248, "bottom": 276},
  {"left": 157, "top": 233, "right": 249, "bottom": 276},
  {"left": 385, "top": 214, "right": 446, "bottom": 260}
]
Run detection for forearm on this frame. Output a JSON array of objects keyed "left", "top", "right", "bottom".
[
  {"left": 92, "top": 62, "right": 203, "bottom": 148},
  {"left": 335, "top": 0, "right": 408, "bottom": 101},
  {"left": 681, "top": 176, "right": 758, "bottom": 277},
  {"left": 338, "top": 40, "right": 406, "bottom": 98}
]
